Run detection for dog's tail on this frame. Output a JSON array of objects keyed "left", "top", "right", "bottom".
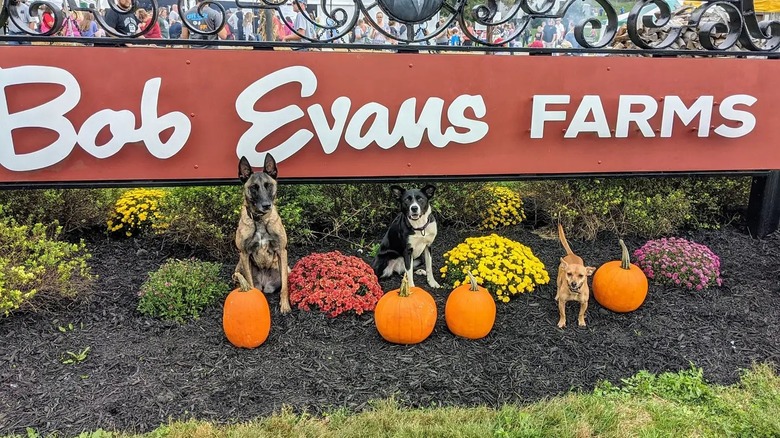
[{"left": 558, "top": 223, "right": 574, "bottom": 256}]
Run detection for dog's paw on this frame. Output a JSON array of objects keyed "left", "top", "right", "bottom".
[
  {"left": 578, "top": 320, "right": 586, "bottom": 327},
  {"left": 280, "top": 301, "right": 292, "bottom": 315},
  {"left": 557, "top": 320, "right": 566, "bottom": 329},
  {"left": 428, "top": 279, "right": 441, "bottom": 288},
  {"left": 414, "top": 268, "right": 427, "bottom": 276}
]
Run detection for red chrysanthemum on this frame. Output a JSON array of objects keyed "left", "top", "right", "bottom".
[{"left": 288, "top": 251, "right": 383, "bottom": 317}]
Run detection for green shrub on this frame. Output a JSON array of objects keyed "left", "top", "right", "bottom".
[
  {"left": 158, "top": 186, "right": 242, "bottom": 258},
  {"left": 595, "top": 365, "right": 715, "bottom": 405},
  {"left": 679, "top": 177, "right": 750, "bottom": 230},
  {"left": 279, "top": 184, "right": 392, "bottom": 243},
  {"left": 527, "top": 177, "right": 750, "bottom": 239},
  {"left": 138, "top": 258, "right": 229, "bottom": 323},
  {"left": 0, "top": 188, "right": 120, "bottom": 233},
  {"left": 280, "top": 182, "right": 493, "bottom": 243},
  {"left": 434, "top": 182, "right": 495, "bottom": 229},
  {"left": 152, "top": 182, "right": 497, "bottom": 251},
  {"left": 159, "top": 185, "right": 326, "bottom": 253},
  {"left": 107, "top": 188, "right": 168, "bottom": 237},
  {"left": 0, "top": 215, "right": 93, "bottom": 316}
]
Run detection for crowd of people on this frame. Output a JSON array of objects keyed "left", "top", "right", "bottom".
[
  {"left": 2, "top": 0, "right": 311, "bottom": 44},
  {"left": 3, "top": 0, "right": 184, "bottom": 43},
  {"left": 2, "top": 0, "right": 587, "bottom": 49},
  {"left": 338, "top": 13, "right": 585, "bottom": 49}
]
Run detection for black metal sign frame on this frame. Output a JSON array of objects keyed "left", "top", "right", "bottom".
[{"left": 1, "top": 0, "right": 779, "bottom": 52}]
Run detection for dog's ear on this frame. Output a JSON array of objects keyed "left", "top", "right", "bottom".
[
  {"left": 390, "top": 185, "right": 405, "bottom": 200},
  {"left": 421, "top": 184, "right": 435, "bottom": 200},
  {"left": 263, "top": 154, "right": 278, "bottom": 180},
  {"left": 586, "top": 266, "right": 596, "bottom": 276},
  {"left": 238, "top": 156, "right": 253, "bottom": 183},
  {"left": 559, "top": 258, "right": 568, "bottom": 269}
]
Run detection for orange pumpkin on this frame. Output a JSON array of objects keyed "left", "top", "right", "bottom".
[
  {"left": 223, "top": 273, "right": 271, "bottom": 348},
  {"left": 592, "top": 239, "right": 648, "bottom": 313},
  {"left": 445, "top": 272, "right": 496, "bottom": 339},
  {"left": 374, "top": 276, "right": 437, "bottom": 344}
]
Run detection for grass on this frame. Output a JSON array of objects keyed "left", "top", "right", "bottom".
[{"left": 9, "top": 363, "right": 780, "bottom": 438}]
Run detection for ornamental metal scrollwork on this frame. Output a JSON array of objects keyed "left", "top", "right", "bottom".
[
  {"left": 3, "top": 0, "right": 64, "bottom": 36},
  {"left": 2, "top": 0, "right": 780, "bottom": 52}
]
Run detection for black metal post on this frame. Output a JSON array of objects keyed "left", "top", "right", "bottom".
[
  {"left": 746, "top": 170, "right": 780, "bottom": 238},
  {"left": 264, "top": 8, "right": 273, "bottom": 42}
]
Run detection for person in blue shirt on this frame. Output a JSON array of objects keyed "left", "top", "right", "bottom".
[
  {"left": 563, "top": 22, "right": 580, "bottom": 49},
  {"left": 448, "top": 27, "right": 461, "bottom": 45}
]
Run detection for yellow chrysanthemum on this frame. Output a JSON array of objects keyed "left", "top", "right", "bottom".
[
  {"left": 108, "top": 188, "right": 168, "bottom": 237},
  {"left": 441, "top": 234, "right": 549, "bottom": 304}
]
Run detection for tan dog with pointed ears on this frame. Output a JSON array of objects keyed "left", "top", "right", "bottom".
[
  {"left": 234, "top": 154, "right": 291, "bottom": 314},
  {"left": 556, "top": 224, "right": 596, "bottom": 328}
]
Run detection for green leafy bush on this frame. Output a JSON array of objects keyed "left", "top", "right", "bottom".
[
  {"left": 280, "top": 182, "right": 493, "bottom": 243},
  {"left": 0, "top": 216, "right": 93, "bottom": 316},
  {"left": 137, "top": 258, "right": 228, "bottom": 322},
  {"left": 427, "top": 182, "right": 494, "bottom": 230},
  {"left": 159, "top": 185, "right": 326, "bottom": 253},
  {"left": 279, "top": 184, "right": 392, "bottom": 243},
  {"left": 145, "top": 182, "right": 503, "bottom": 252},
  {"left": 680, "top": 177, "right": 750, "bottom": 230},
  {"left": 595, "top": 365, "right": 715, "bottom": 405},
  {"left": 0, "top": 188, "right": 120, "bottom": 233},
  {"left": 527, "top": 177, "right": 749, "bottom": 239},
  {"left": 159, "top": 186, "right": 242, "bottom": 258}
]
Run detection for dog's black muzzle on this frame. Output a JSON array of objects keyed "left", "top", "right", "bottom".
[
  {"left": 249, "top": 203, "right": 272, "bottom": 219},
  {"left": 569, "top": 282, "right": 581, "bottom": 293}
]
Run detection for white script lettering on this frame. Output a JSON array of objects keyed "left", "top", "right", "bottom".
[
  {"left": 235, "top": 65, "right": 489, "bottom": 166},
  {"left": 0, "top": 66, "right": 190, "bottom": 171}
]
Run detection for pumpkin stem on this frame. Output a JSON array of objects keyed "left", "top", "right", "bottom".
[
  {"left": 233, "top": 271, "right": 252, "bottom": 292},
  {"left": 466, "top": 271, "right": 480, "bottom": 291},
  {"left": 398, "top": 275, "right": 412, "bottom": 297},
  {"left": 619, "top": 239, "right": 631, "bottom": 270}
]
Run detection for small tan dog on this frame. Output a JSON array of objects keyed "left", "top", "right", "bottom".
[{"left": 555, "top": 224, "right": 596, "bottom": 328}]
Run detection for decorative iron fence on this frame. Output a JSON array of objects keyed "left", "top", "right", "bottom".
[{"left": 1, "top": 0, "right": 779, "bottom": 52}]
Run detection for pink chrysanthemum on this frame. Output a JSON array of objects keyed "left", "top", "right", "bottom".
[{"left": 633, "top": 238, "right": 722, "bottom": 291}]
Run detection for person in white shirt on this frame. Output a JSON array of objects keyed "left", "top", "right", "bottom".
[
  {"left": 168, "top": 5, "right": 180, "bottom": 23},
  {"left": 282, "top": 0, "right": 313, "bottom": 42},
  {"left": 5, "top": 0, "right": 36, "bottom": 45}
]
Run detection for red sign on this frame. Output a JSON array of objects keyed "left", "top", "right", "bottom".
[{"left": 0, "top": 46, "right": 777, "bottom": 185}]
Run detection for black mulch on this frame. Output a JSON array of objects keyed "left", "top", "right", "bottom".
[{"left": 1, "top": 224, "right": 779, "bottom": 436}]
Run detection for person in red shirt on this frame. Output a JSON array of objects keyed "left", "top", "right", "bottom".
[
  {"left": 136, "top": 8, "right": 162, "bottom": 38},
  {"left": 40, "top": 4, "right": 56, "bottom": 34},
  {"left": 528, "top": 32, "right": 544, "bottom": 48}
]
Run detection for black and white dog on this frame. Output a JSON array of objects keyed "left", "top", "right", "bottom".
[{"left": 372, "top": 185, "right": 441, "bottom": 289}]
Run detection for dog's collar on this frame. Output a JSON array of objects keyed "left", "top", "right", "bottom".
[{"left": 408, "top": 215, "right": 434, "bottom": 236}]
